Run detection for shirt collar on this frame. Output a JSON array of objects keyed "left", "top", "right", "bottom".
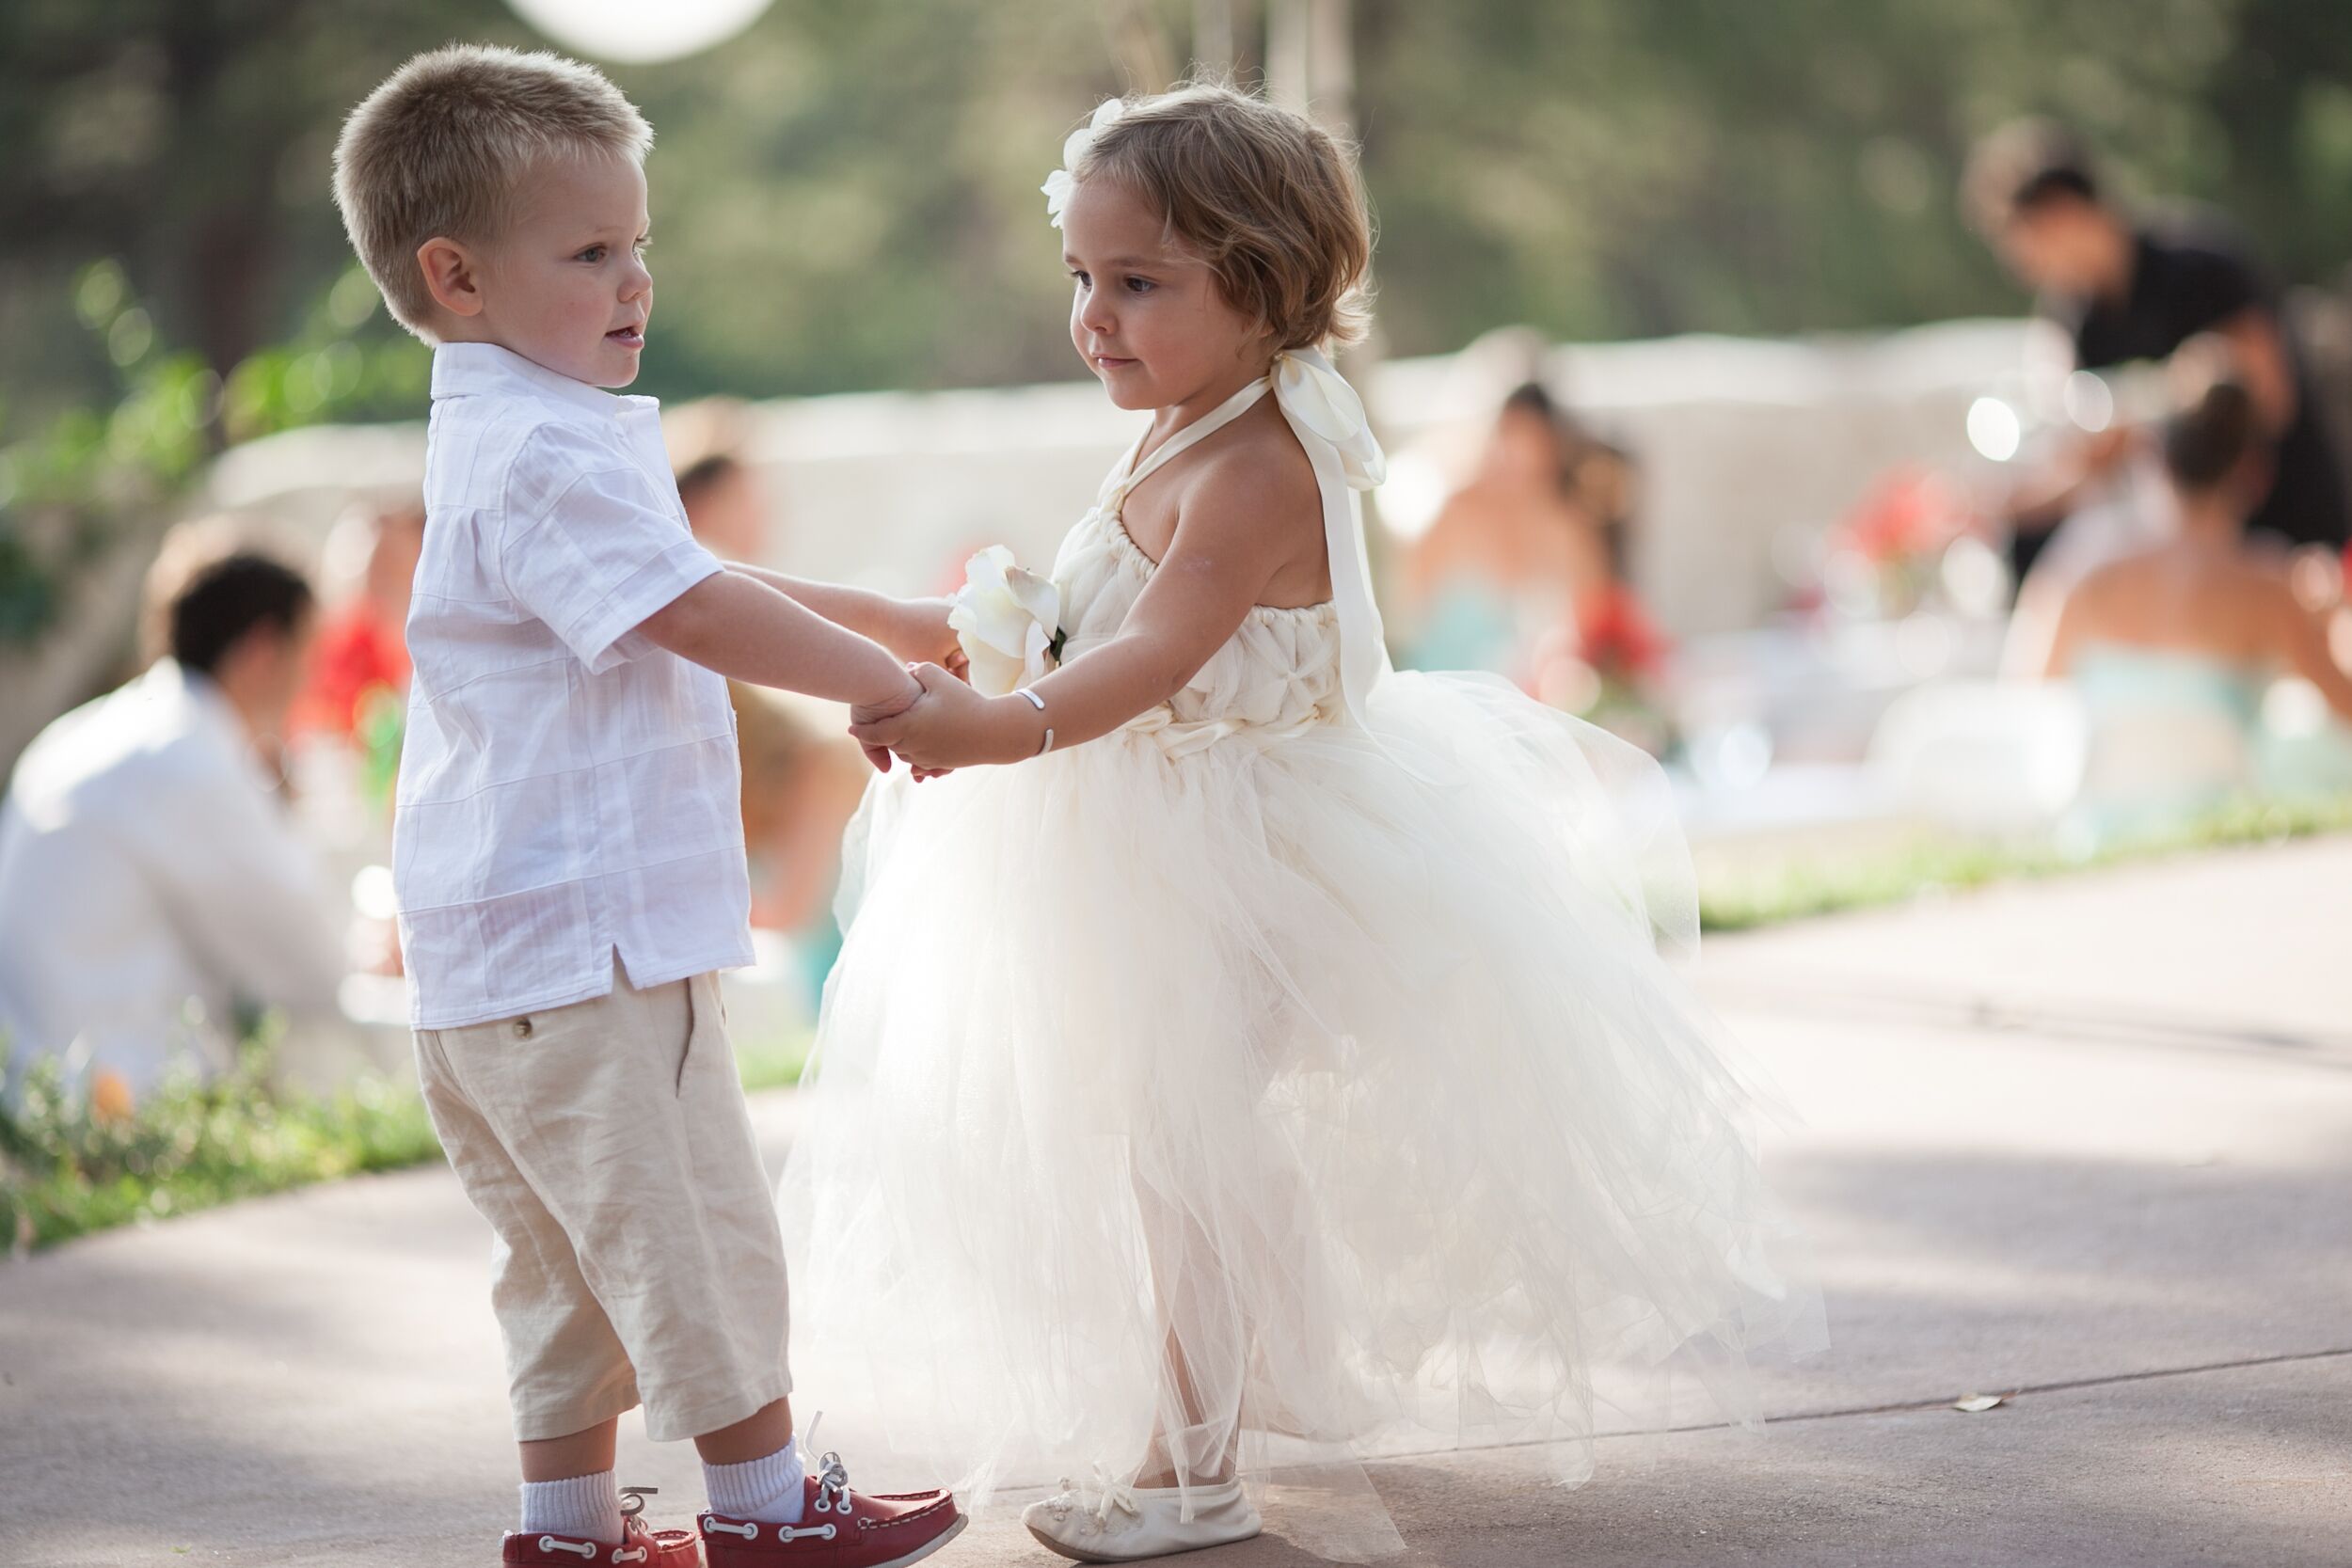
[{"left": 430, "top": 341, "right": 658, "bottom": 421}]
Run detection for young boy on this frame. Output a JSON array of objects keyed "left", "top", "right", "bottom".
[{"left": 333, "top": 44, "right": 965, "bottom": 1568}]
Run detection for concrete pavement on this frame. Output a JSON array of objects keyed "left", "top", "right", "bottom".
[{"left": 5, "top": 837, "right": 2349, "bottom": 1566}]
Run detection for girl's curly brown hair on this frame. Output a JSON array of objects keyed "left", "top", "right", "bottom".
[{"left": 1073, "top": 83, "right": 1373, "bottom": 352}]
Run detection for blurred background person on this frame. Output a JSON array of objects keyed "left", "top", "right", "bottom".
[
  {"left": 0, "top": 522, "right": 358, "bottom": 1101},
  {"left": 668, "top": 402, "right": 869, "bottom": 1006},
  {"left": 1402, "top": 380, "right": 1608, "bottom": 682},
  {"left": 669, "top": 399, "right": 771, "bottom": 562},
  {"left": 728, "top": 682, "right": 871, "bottom": 992},
  {"left": 1965, "top": 119, "right": 2350, "bottom": 671},
  {"left": 1401, "top": 376, "right": 1667, "bottom": 747},
  {"left": 291, "top": 494, "right": 424, "bottom": 747},
  {"left": 2044, "top": 377, "right": 2352, "bottom": 842},
  {"left": 287, "top": 494, "right": 426, "bottom": 841}
]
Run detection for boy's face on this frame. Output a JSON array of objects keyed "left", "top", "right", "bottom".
[
  {"left": 1061, "top": 176, "right": 1267, "bottom": 412},
  {"left": 457, "top": 150, "right": 653, "bottom": 387}
]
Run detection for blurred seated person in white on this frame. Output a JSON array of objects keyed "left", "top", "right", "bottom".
[
  {"left": 0, "top": 524, "right": 354, "bottom": 1101},
  {"left": 2044, "top": 379, "right": 2352, "bottom": 838},
  {"left": 1965, "top": 119, "right": 2349, "bottom": 673}
]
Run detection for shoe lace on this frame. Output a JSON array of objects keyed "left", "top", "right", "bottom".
[
  {"left": 799, "top": 1412, "right": 853, "bottom": 1515},
  {"left": 535, "top": 1489, "right": 655, "bottom": 1564}
]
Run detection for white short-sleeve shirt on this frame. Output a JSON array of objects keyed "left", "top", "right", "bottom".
[{"left": 395, "top": 342, "right": 753, "bottom": 1029}]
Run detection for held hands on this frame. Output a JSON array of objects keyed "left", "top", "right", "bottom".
[
  {"left": 850, "top": 662, "right": 1028, "bottom": 773},
  {"left": 850, "top": 595, "right": 1034, "bottom": 775},
  {"left": 840, "top": 595, "right": 969, "bottom": 774},
  {"left": 849, "top": 669, "right": 926, "bottom": 773}
]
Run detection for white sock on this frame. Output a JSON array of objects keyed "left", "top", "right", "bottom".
[
  {"left": 703, "top": 1442, "right": 807, "bottom": 1525},
  {"left": 519, "top": 1469, "right": 625, "bottom": 1544}
]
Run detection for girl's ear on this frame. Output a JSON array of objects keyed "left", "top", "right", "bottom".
[{"left": 417, "top": 236, "right": 485, "bottom": 320}]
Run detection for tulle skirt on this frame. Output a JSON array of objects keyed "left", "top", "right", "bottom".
[{"left": 777, "top": 670, "right": 1822, "bottom": 1536}]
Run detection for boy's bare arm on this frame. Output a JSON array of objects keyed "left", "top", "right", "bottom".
[
  {"left": 723, "top": 565, "right": 897, "bottom": 637},
  {"left": 726, "top": 563, "right": 961, "bottom": 668},
  {"left": 638, "top": 569, "right": 918, "bottom": 716}
]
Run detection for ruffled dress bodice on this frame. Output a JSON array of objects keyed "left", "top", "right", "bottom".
[{"left": 1052, "top": 504, "right": 1343, "bottom": 756}]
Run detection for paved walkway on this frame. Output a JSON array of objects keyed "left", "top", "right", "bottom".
[{"left": 6, "top": 838, "right": 2350, "bottom": 1566}]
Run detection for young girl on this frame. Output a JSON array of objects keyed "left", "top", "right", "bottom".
[{"left": 787, "top": 84, "right": 1820, "bottom": 1562}]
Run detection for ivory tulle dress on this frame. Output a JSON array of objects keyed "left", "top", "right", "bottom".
[{"left": 779, "top": 351, "right": 1821, "bottom": 1536}]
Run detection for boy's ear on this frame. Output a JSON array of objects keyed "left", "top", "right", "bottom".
[{"left": 417, "top": 236, "right": 485, "bottom": 320}]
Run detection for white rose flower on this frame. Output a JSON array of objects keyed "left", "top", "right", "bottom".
[{"left": 947, "top": 546, "right": 1064, "bottom": 696}]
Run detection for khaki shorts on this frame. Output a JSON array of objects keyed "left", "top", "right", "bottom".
[{"left": 415, "top": 962, "right": 791, "bottom": 1442}]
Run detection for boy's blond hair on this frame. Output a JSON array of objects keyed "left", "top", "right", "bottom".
[
  {"left": 332, "top": 44, "right": 652, "bottom": 341},
  {"left": 1074, "top": 83, "right": 1372, "bottom": 351}
]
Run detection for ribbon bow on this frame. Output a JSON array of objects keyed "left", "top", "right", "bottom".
[
  {"left": 1089, "top": 1465, "right": 1143, "bottom": 1527},
  {"left": 1049, "top": 1465, "right": 1144, "bottom": 1528},
  {"left": 1042, "top": 99, "right": 1128, "bottom": 229},
  {"left": 1272, "top": 348, "right": 1387, "bottom": 491}
]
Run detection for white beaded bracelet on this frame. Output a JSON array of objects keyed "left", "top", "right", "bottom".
[{"left": 1014, "top": 687, "right": 1054, "bottom": 754}]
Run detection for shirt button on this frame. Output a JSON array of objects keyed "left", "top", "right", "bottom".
[{"left": 513, "top": 1019, "right": 533, "bottom": 1039}]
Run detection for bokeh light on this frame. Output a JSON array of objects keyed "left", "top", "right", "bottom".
[
  {"left": 1965, "top": 395, "right": 2022, "bottom": 462},
  {"left": 502, "top": 0, "right": 776, "bottom": 63},
  {"left": 2062, "top": 369, "right": 2115, "bottom": 433}
]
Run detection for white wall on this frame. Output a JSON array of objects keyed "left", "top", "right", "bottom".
[{"left": 197, "top": 317, "right": 2032, "bottom": 641}]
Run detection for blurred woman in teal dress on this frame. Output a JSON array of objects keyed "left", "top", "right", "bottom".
[
  {"left": 1400, "top": 382, "right": 1669, "bottom": 750},
  {"left": 2044, "top": 377, "right": 2352, "bottom": 843}
]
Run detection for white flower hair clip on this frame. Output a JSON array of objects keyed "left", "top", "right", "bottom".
[{"left": 1041, "top": 98, "right": 1128, "bottom": 230}]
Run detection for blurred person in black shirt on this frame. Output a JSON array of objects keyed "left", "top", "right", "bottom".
[{"left": 1965, "top": 119, "right": 2347, "bottom": 579}]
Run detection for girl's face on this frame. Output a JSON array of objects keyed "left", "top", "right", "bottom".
[{"left": 1061, "top": 176, "right": 1270, "bottom": 411}]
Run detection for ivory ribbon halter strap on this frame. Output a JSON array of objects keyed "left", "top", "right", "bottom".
[{"left": 1096, "top": 346, "right": 1390, "bottom": 737}]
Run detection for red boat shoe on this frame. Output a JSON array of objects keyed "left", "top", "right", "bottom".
[
  {"left": 698, "top": 1448, "right": 962, "bottom": 1568},
  {"left": 504, "top": 1487, "right": 701, "bottom": 1566}
]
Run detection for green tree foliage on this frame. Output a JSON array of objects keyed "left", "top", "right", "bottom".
[
  {"left": 0, "top": 0, "right": 510, "bottom": 426},
  {"left": 1357, "top": 0, "right": 2352, "bottom": 351},
  {"left": 5, "top": 0, "right": 2351, "bottom": 415}
]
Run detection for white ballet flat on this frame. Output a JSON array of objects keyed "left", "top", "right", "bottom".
[{"left": 1021, "top": 1474, "right": 1262, "bottom": 1562}]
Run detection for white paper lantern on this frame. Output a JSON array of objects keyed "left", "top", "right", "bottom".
[{"left": 503, "top": 0, "right": 776, "bottom": 64}]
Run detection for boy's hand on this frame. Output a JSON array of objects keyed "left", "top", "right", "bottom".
[
  {"left": 850, "top": 663, "right": 1025, "bottom": 770},
  {"left": 850, "top": 670, "right": 925, "bottom": 772},
  {"left": 882, "top": 596, "right": 971, "bottom": 683}
]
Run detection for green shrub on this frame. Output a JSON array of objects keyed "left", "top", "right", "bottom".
[
  {"left": 0, "top": 1008, "right": 813, "bottom": 1256},
  {"left": 0, "top": 1028, "right": 439, "bottom": 1255},
  {"left": 1697, "top": 793, "right": 2352, "bottom": 932}
]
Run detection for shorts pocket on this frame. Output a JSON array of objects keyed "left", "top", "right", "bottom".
[{"left": 675, "top": 976, "right": 697, "bottom": 1096}]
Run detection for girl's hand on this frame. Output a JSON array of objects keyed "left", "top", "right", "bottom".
[{"left": 850, "top": 663, "right": 1031, "bottom": 770}]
